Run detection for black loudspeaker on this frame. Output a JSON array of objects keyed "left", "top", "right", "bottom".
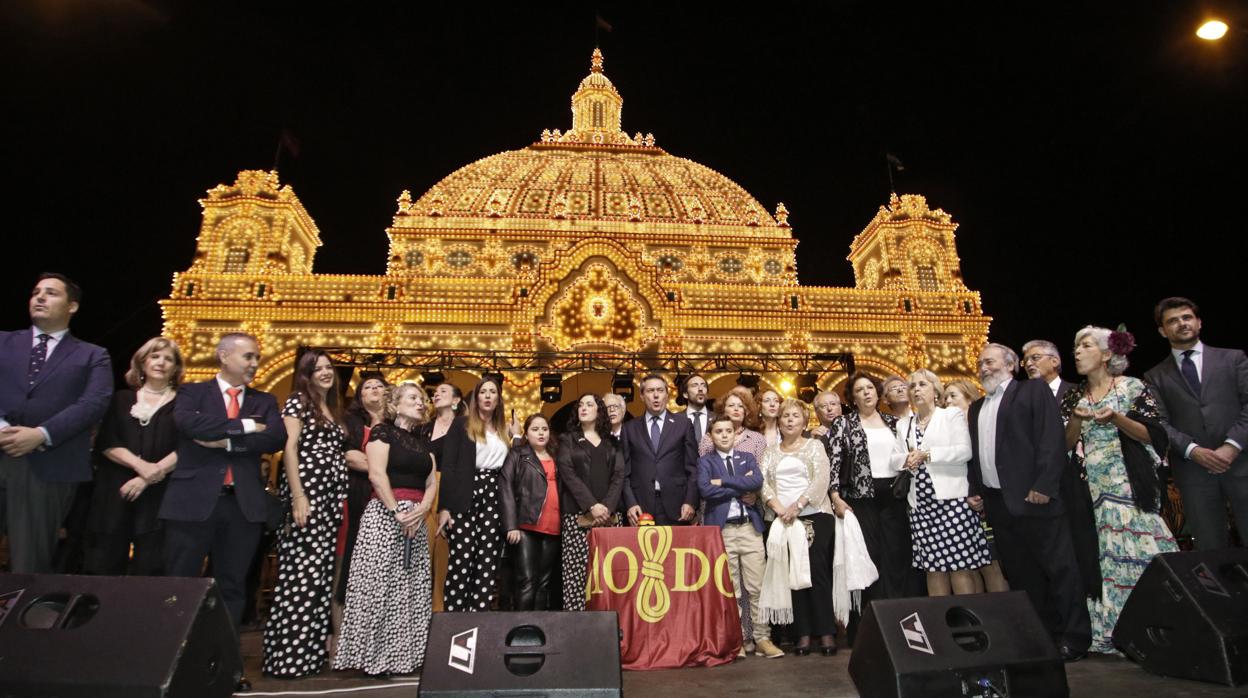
[
  {"left": 419, "top": 610, "right": 621, "bottom": 697},
  {"left": 1113, "top": 549, "right": 1248, "bottom": 686},
  {"left": 848, "top": 592, "right": 1068, "bottom": 698},
  {"left": 0, "top": 573, "right": 242, "bottom": 697}
]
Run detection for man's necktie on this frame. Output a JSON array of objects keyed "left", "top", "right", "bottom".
[
  {"left": 28, "top": 333, "right": 50, "bottom": 386},
  {"left": 692, "top": 411, "right": 703, "bottom": 442},
  {"left": 1181, "top": 350, "right": 1201, "bottom": 395},
  {"left": 224, "top": 387, "right": 241, "bottom": 486},
  {"left": 724, "top": 454, "right": 736, "bottom": 477},
  {"left": 650, "top": 415, "right": 661, "bottom": 451}
]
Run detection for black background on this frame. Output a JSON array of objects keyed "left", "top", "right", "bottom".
[{"left": 4, "top": 2, "right": 1244, "bottom": 382}]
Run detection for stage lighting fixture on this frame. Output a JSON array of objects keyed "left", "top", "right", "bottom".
[
  {"left": 612, "top": 372, "right": 635, "bottom": 402},
  {"left": 796, "top": 373, "right": 819, "bottom": 403},
  {"left": 1197, "top": 19, "right": 1229, "bottom": 40},
  {"left": 736, "top": 374, "right": 760, "bottom": 390},
  {"left": 420, "top": 371, "right": 446, "bottom": 386},
  {"left": 540, "top": 373, "right": 563, "bottom": 403},
  {"left": 482, "top": 372, "right": 506, "bottom": 387}
]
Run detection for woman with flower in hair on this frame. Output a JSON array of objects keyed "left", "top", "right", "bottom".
[{"left": 1062, "top": 325, "right": 1178, "bottom": 655}]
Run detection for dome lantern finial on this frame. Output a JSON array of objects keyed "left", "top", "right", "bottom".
[{"left": 591, "top": 47, "right": 604, "bottom": 73}]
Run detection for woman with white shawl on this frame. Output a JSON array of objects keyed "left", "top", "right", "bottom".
[{"left": 759, "top": 398, "right": 838, "bottom": 656}]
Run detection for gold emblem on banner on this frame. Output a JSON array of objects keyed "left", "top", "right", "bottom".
[{"left": 586, "top": 527, "right": 734, "bottom": 623}]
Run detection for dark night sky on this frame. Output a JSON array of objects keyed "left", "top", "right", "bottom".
[{"left": 4, "top": 1, "right": 1245, "bottom": 382}]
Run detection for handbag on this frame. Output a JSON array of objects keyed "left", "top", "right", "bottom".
[
  {"left": 264, "top": 489, "right": 288, "bottom": 533},
  {"left": 890, "top": 470, "right": 912, "bottom": 499}
]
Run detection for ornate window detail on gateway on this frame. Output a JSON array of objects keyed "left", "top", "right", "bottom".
[
  {"left": 916, "top": 265, "right": 938, "bottom": 292},
  {"left": 224, "top": 247, "right": 249, "bottom": 273}
]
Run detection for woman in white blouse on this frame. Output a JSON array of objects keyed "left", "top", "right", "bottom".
[
  {"left": 891, "top": 369, "right": 991, "bottom": 596},
  {"left": 760, "top": 399, "right": 838, "bottom": 655}
]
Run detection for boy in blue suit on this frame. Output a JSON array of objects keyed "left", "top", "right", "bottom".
[{"left": 697, "top": 415, "right": 783, "bottom": 658}]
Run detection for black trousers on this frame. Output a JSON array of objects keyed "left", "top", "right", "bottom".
[
  {"left": 982, "top": 488, "right": 1091, "bottom": 650},
  {"left": 786, "top": 512, "right": 837, "bottom": 638},
  {"left": 335, "top": 471, "right": 373, "bottom": 604},
  {"left": 512, "top": 529, "right": 560, "bottom": 611},
  {"left": 163, "top": 491, "right": 262, "bottom": 632},
  {"left": 849, "top": 478, "right": 922, "bottom": 603}
]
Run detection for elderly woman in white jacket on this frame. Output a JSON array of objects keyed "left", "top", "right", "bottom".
[{"left": 890, "top": 369, "right": 991, "bottom": 596}]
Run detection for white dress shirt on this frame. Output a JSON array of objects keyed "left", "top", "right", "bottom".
[
  {"left": 976, "top": 377, "right": 1011, "bottom": 489},
  {"left": 216, "top": 375, "right": 257, "bottom": 451},
  {"left": 1047, "top": 376, "right": 1062, "bottom": 398},
  {"left": 716, "top": 448, "right": 745, "bottom": 519},
  {"left": 30, "top": 326, "right": 69, "bottom": 358},
  {"left": 1171, "top": 341, "right": 1205, "bottom": 381}
]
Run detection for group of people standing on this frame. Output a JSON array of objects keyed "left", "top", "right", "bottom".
[{"left": 3, "top": 272, "right": 1246, "bottom": 685}]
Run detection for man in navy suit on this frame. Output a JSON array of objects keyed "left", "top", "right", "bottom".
[
  {"left": 621, "top": 373, "right": 699, "bottom": 526},
  {"left": 967, "top": 343, "right": 1090, "bottom": 661},
  {"left": 698, "top": 415, "right": 782, "bottom": 658},
  {"left": 1145, "top": 297, "right": 1248, "bottom": 549},
  {"left": 161, "top": 331, "right": 284, "bottom": 690},
  {"left": 0, "top": 273, "right": 112, "bottom": 573}
]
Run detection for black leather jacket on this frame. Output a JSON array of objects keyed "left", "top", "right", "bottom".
[{"left": 500, "top": 443, "right": 553, "bottom": 531}]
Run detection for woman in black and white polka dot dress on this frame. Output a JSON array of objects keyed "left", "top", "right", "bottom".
[
  {"left": 262, "top": 350, "right": 349, "bottom": 678},
  {"left": 891, "top": 369, "right": 989, "bottom": 596},
  {"left": 436, "top": 376, "right": 511, "bottom": 611},
  {"left": 334, "top": 381, "right": 437, "bottom": 676}
]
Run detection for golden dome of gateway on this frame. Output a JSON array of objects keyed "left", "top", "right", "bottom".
[{"left": 401, "top": 50, "right": 784, "bottom": 233}]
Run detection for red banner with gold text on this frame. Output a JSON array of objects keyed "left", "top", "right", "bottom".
[{"left": 586, "top": 526, "right": 742, "bottom": 670}]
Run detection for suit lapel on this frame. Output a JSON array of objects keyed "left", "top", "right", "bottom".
[
  {"left": 657, "top": 413, "right": 681, "bottom": 454},
  {"left": 1198, "top": 347, "right": 1218, "bottom": 402},
  {"left": 6, "top": 332, "right": 32, "bottom": 393},
  {"left": 1160, "top": 356, "right": 1199, "bottom": 401},
  {"left": 31, "top": 333, "right": 77, "bottom": 391}
]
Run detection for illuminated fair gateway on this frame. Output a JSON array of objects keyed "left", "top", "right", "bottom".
[{"left": 161, "top": 49, "right": 990, "bottom": 413}]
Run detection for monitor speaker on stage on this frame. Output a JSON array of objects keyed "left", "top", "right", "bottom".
[
  {"left": 419, "top": 610, "right": 621, "bottom": 697},
  {"left": 0, "top": 573, "right": 241, "bottom": 698},
  {"left": 1113, "top": 548, "right": 1248, "bottom": 686},
  {"left": 848, "top": 591, "right": 1068, "bottom": 698}
]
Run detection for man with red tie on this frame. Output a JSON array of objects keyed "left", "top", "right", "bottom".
[{"left": 160, "top": 332, "right": 285, "bottom": 692}]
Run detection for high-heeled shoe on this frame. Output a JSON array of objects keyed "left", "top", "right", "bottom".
[
  {"left": 794, "top": 640, "right": 812, "bottom": 656},
  {"left": 819, "top": 635, "right": 838, "bottom": 656}
]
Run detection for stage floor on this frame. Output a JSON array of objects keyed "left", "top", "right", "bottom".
[{"left": 238, "top": 629, "right": 1243, "bottom": 697}]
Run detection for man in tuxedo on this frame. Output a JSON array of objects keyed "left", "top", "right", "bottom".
[
  {"left": 0, "top": 273, "right": 112, "bottom": 573},
  {"left": 621, "top": 373, "right": 699, "bottom": 526},
  {"left": 161, "top": 332, "right": 285, "bottom": 691},
  {"left": 967, "top": 343, "right": 1091, "bottom": 661},
  {"left": 1145, "top": 297, "right": 1248, "bottom": 549},
  {"left": 1022, "top": 339, "right": 1076, "bottom": 403},
  {"left": 681, "top": 373, "right": 713, "bottom": 443}
]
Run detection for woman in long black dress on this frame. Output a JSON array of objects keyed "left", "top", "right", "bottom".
[
  {"left": 424, "top": 382, "right": 464, "bottom": 465},
  {"left": 437, "top": 375, "right": 511, "bottom": 611},
  {"left": 83, "top": 336, "right": 183, "bottom": 575},
  {"left": 556, "top": 393, "right": 625, "bottom": 610},
  {"left": 262, "top": 350, "right": 349, "bottom": 678},
  {"left": 334, "top": 381, "right": 437, "bottom": 675}
]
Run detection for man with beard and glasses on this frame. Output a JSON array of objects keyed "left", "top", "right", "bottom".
[{"left": 966, "top": 343, "right": 1091, "bottom": 662}]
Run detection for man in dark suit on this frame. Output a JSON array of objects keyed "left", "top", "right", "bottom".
[
  {"left": 1145, "top": 297, "right": 1248, "bottom": 549},
  {"left": 1022, "top": 339, "right": 1077, "bottom": 403},
  {"left": 680, "top": 373, "right": 713, "bottom": 444},
  {"left": 0, "top": 273, "right": 112, "bottom": 573},
  {"left": 967, "top": 343, "right": 1091, "bottom": 661},
  {"left": 621, "top": 373, "right": 699, "bottom": 526},
  {"left": 160, "top": 332, "right": 284, "bottom": 691}
]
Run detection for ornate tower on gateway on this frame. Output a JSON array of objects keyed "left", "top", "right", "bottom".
[{"left": 161, "top": 50, "right": 990, "bottom": 414}]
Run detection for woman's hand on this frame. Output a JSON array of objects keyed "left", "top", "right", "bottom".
[
  {"left": 590, "top": 503, "right": 610, "bottom": 525},
  {"left": 119, "top": 476, "right": 147, "bottom": 501},
  {"left": 291, "top": 494, "right": 310, "bottom": 528},
  {"left": 1072, "top": 404, "right": 1094, "bottom": 421},
  {"left": 904, "top": 451, "right": 926, "bottom": 470},
  {"left": 436, "top": 510, "right": 454, "bottom": 538},
  {"left": 967, "top": 495, "right": 984, "bottom": 513},
  {"left": 507, "top": 530, "right": 521, "bottom": 545},
  {"left": 1092, "top": 406, "right": 1116, "bottom": 425},
  {"left": 831, "top": 497, "right": 852, "bottom": 519},
  {"left": 782, "top": 502, "right": 800, "bottom": 524}
]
